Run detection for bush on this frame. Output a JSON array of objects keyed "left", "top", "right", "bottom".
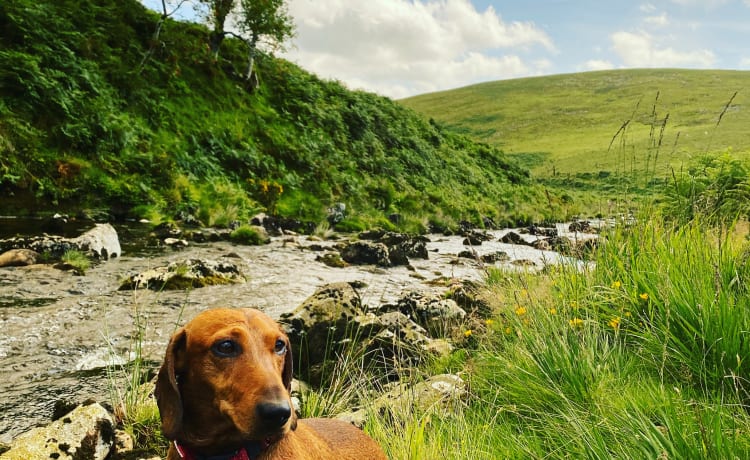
[{"left": 229, "top": 225, "right": 269, "bottom": 245}]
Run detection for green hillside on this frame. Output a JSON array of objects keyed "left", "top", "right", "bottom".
[
  {"left": 0, "top": 0, "right": 564, "bottom": 231},
  {"left": 401, "top": 69, "right": 750, "bottom": 183}
]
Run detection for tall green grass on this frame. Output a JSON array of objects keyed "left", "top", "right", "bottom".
[{"left": 360, "top": 216, "right": 750, "bottom": 459}]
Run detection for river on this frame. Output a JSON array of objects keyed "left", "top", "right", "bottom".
[{"left": 0, "top": 218, "right": 592, "bottom": 442}]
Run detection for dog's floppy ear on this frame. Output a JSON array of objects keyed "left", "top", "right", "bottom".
[
  {"left": 282, "top": 337, "right": 293, "bottom": 393},
  {"left": 282, "top": 336, "right": 298, "bottom": 431},
  {"left": 155, "top": 327, "right": 187, "bottom": 440}
]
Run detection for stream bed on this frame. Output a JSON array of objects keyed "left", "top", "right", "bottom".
[{"left": 0, "top": 218, "right": 593, "bottom": 442}]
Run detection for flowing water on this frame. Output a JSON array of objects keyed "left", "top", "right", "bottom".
[{"left": 0, "top": 218, "right": 592, "bottom": 442}]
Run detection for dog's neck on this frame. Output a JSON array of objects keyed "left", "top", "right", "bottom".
[{"left": 173, "top": 438, "right": 275, "bottom": 460}]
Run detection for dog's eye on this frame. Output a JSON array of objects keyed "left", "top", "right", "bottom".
[
  {"left": 212, "top": 339, "right": 241, "bottom": 357},
  {"left": 274, "top": 339, "right": 287, "bottom": 355}
]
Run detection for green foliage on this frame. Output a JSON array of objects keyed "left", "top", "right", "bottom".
[
  {"left": 544, "top": 216, "right": 750, "bottom": 403},
  {"left": 661, "top": 152, "right": 750, "bottom": 226},
  {"left": 359, "top": 221, "right": 750, "bottom": 459},
  {"left": 229, "top": 224, "right": 268, "bottom": 245},
  {"left": 60, "top": 249, "right": 90, "bottom": 274},
  {"left": 0, "top": 0, "right": 545, "bottom": 227}
]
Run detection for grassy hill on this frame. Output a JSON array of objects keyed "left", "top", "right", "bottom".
[
  {"left": 401, "top": 69, "right": 750, "bottom": 189},
  {"left": 0, "top": 0, "right": 567, "bottom": 231}
]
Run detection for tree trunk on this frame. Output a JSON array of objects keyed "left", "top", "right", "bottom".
[
  {"left": 244, "top": 33, "right": 259, "bottom": 91},
  {"left": 209, "top": 31, "right": 225, "bottom": 58}
]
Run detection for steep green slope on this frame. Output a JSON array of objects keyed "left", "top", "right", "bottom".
[
  {"left": 401, "top": 69, "right": 750, "bottom": 182},
  {"left": 0, "top": 0, "right": 559, "bottom": 230}
]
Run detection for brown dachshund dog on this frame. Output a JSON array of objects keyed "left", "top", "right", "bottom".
[{"left": 155, "top": 307, "right": 388, "bottom": 460}]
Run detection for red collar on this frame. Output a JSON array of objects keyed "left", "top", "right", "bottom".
[{"left": 173, "top": 438, "right": 275, "bottom": 460}]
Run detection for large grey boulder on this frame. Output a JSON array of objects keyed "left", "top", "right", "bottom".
[
  {"left": 0, "top": 403, "right": 114, "bottom": 460},
  {"left": 72, "top": 223, "right": 121, "bottom": 259}
]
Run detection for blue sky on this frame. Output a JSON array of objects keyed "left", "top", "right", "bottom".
[{"left": 144, "top": 0, "right": 750, "bottom": 98}]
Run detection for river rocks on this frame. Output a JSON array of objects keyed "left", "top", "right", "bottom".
[
  {"left": 462, "top": 229, "right": 493, "bottom": 246},
  {"left": 377, "top": 232, "right": 429, "bottom": 265},
  {"left": 0, "top": 249, "right": 39, "bottom": 267},
  {"left": 569, "top": 220, "right": 591, "bottom": 232},
  {"left": 315, "top": 252, "right": 348, "bottom": 268},
  {"left": 500, "top": 231, "right": 528, "bottom": 245},
  {"left": 74, "top": 224, "right": 122, "bottom": 259},
  {"left": 525, "top": 225, "right": 558, "bottom": 237},
  {"left": 338, "top": 232, "right": 429, "bottom": 267},
  {"left": 280, "top": 283, "right": 452, "bottom": 384},
  {"left": 0, "top": 402, "right": 114, "bottom": 460},
  {"left": 0, "top": 223, "right": 121, "bottom": 261},
  {"left": 118, "top": 258, "right": 244, "bottom": 290},
  {"left": 340, "top": 241, "right": 390, "bottom": 266},
  {"left": 379, "top": 291, "right": 466, "bottom": 337}
]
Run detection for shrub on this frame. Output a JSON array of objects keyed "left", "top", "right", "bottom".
[{"left": 229, "top": 225, "right": 269, "bottom": 245}]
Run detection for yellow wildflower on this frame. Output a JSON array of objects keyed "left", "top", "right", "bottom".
[
  {"left": 549, "top": 307, "right": 557, "bottom": 315},
  {"left": 464, "top": 329, "right": 473, "bottom": 338},
  {"left": 569, "top": 318, "right": 584, "bottom": 328},
  {"left": 485, "top": 319, "right": 495, "bottom": 326},
  {"left": 504, "top": 327, "right": 513, "bottom": 335},
  {"left": 608, "top": 317, "right": 621, "bottom": 330},
  {"left": 515, "top": 306, "right": 527, "bottom": 316},
  {"left": 611, "top": 281, "right": 622, "bottom": 289},
  {"left": 639, "top": 293, "right": 649, "bottom": 301}
]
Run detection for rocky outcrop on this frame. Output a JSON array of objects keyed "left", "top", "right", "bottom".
[
  {"left": 0, "top": 403, "right": 114, "bottom": 460},
  {"left": 280, "top": 283, "right": 453, "bottom": 384},
  {"left": 0, "top": 223, "right": 121, "bottom": 261},
  {"left": 118, "top": 258, "right": 244, "bottom": 290}
]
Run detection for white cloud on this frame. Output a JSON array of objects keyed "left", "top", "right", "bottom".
[
  {"left": 582, "top": 59, "right": 615, "bottom": 71},
  {"left": 639, "top": 3, "right": 657, "bottom": 12},
  {"left": 281, "top": 0, "right": 554, "bottom": 97},
  {"left": 740, "top": 57, "right": 750, "bottom": 68},
  {"left": 610, "top": 31, "right": 715, "bottom": 67}
]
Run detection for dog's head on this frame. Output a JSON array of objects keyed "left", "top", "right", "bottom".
[{"left": 155, "top": 308, "right": 296, "bottom": 450}]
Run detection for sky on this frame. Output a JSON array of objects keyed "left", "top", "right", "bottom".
[{"left": 145, "top": 0, "right": 750, "bottom": 99}]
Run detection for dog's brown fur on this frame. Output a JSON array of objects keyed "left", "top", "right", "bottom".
[{"left": 155, "top": 308, "right": 388, "bottom": 460}]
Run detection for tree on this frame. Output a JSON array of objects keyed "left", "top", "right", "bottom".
[
  {"left": 198, "top": 0, "right": 295, "bottom": 89},
  {"left": 199, "top": 0, "right": 234, "bottom": 57},
  {"left": 138, "top": 0, "right": 190, "bottom": 72},
  {"left": 235, "top": 0, "right": 294, "bottom": 89}
]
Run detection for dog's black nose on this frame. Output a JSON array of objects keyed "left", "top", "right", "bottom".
[{"left": 256, "top": 401, "right": 292, "bottom": 428}]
